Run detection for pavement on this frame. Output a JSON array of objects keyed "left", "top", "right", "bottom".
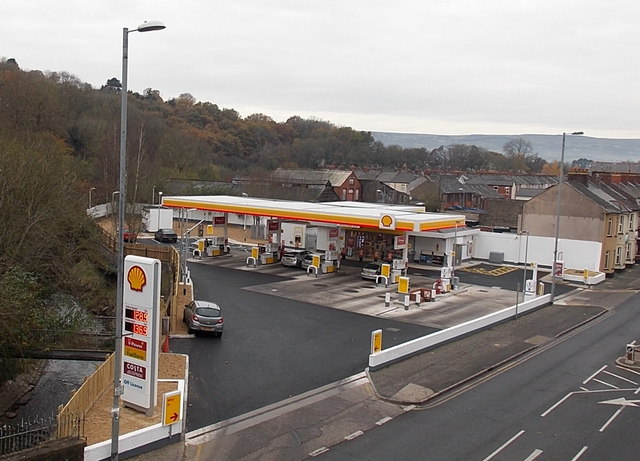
[{"left": 126, "top": 261, "right": 640, "bottom": 461}]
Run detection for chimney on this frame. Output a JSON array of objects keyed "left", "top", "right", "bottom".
[{"left": 567, "top": 168, "right": 589, "bottom": 186}]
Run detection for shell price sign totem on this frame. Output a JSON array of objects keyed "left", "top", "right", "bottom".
[{"left": 121, "top": 255, "right": 161, "bottom": 414}]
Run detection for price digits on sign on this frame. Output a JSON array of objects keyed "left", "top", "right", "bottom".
[
  {"left": 125, "top": 307, "right": 149, "bottom": 323},
  {"left": 124, "top": 321, "right": 148, "bottom": 336}
]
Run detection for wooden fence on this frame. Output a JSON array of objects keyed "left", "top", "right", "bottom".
[{"left": 56, "top": 354, "right": 114, "bottom": 437}]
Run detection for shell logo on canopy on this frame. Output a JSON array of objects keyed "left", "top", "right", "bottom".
[
  {"left": 379, "top": 214, "right": 396, "bottom": 230},
  {"left": 127, "top": 265, "right": 147, "bottom": 292}
]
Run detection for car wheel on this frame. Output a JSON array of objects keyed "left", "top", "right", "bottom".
[
  {"left": 187, "top": 326, "right": 194, "bottom": 335},
  {"left": 215, "top": 332, "right": 223, "bottom": 338}
]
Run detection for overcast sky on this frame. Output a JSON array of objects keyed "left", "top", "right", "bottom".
[{"left": 3, "top": 1, "right": 639, "bottom": 139}]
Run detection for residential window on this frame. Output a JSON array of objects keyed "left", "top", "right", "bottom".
[
  {"left": 615, "top": 246, "right": 622, "bottom": 266},
  {"left": 618, "top": 216, "right": 624, "bottom": 234},
  {"left": 349, "top": 178, "right": 355, "bottom": 185},
  {"left": 629, "top": 213, "right": 634, "bottom": 231},
  {"left": 341, "top": 189, "right": 346, "bottom": 200},
  {"left": 355, "top": 189, "right": 360, "bottom": 201},
  {"left": 607, "top": 217, "right": 613, "bottom": 236},
  {"left": 626, "top": 242, "right": 632, "bottom": 261},
  {"left": 604, "top": 250, "right": 611, "bottom": 270}
]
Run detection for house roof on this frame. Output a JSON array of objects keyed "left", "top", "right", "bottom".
[
  {"left": 271, "top": 168, "right": 354, "bottom": 186},
  {"left": 590, "top": 162, "right": 640, "bottom": 174},
  {"left": 568, "top": 180, "right": 639, "bottom": 213},
  {"left": 465, "top": 174, "right": 558, "bottom": 187}
]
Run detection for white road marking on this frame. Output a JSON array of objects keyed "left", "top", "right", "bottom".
[
  {"left": 579, "top": 387, "right": 588, "bottom": 391},
  {"left": 583, "top": 365, "right": 607, "bottom": 384},
  {"left": 599, "top": 407, "right": 624, "bottom": 432},
  {"left": 482, "top": 429, "right": 525, "bottom": 461},
  {"left": 616, "top": 365, "right": 640, "bottom": 376},
  {"left": 541, "top": 392, "right": 573, "bottom": 417},
  {"left": 309, "top": 447, "right": 329, "bottom": 456},
  {"left": 598, "top": 397, "right": 640, "bottom": 407},
  {"left": 524, "top": 448, "right": 543, "bottom": 460},
  {"left": 603, "top": 370, "right": 638, "bottom": 385},
  {"left": 592, "top": 378, "right": 618, "bottom": 389},
  {"left": 376, "top": 416, "right": 393, "bottom": 425},
  {"left": 344, "top": 430, "right": 363, "bottom": 440},
  {"left": 570, "top": 446, "right": 589, "bottom": 461}
]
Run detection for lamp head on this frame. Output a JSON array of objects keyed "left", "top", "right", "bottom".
[{"left": 136, "top": 20, "right": 166, "bottom": 32}]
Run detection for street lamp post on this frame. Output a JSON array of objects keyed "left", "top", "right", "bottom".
[
  {"left": 550, "top": 131, "right": 583, "bottom": 304},
  {"left": 88, "top": 187, "right": 96, "bottom": 209},
  {"left": 152, "top": 185, "right": 156, "bottom": 206},
  {"left": 112, "top": 20, "right": 165, "bottom": 461}
]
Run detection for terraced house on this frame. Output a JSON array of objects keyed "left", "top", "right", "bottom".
[{"left": 521, "top": 169, "right": 639, "bottom": 275}]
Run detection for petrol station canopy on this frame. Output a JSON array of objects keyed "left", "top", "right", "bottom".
[{"left": 162, "top": 195, "right": 465, "bottom": 234}]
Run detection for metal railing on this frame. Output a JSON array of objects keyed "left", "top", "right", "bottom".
[{"left": 0, "top": 413, "right": 83, "bottom": 455}]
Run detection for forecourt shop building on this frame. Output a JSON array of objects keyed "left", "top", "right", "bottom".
[{"left": 161, "top": 195, "right": 471, "bottom": 269}]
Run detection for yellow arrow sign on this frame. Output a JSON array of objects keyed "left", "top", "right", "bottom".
[{"left": 162, "top": 390, "right": 182, "bottom": 426}]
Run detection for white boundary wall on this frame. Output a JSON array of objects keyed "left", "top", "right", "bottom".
[
  {"left": 473, "top": 232, "right": 602, "bottom": 271},
  {"left": 369, "top": 294, "right": 550, "bottom": 369},
  {"left": 84, "top": 378, "right": 187, "bottom": 461}
]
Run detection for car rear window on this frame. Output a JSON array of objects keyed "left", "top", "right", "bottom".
[{"left": 196, "top": 307, "right": 221, "bottom": 317}]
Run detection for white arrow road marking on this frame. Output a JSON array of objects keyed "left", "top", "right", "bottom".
[{"left": 598, "top": 397, "right": 640, "bottom": 407}]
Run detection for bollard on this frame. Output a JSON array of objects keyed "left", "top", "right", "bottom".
[
  {"left": 404, "top": 295, "right": 409, "bottom": 310},
  {"left": 626, "top": 344, "right": 636, "bottom": 362},
  {"left": 416, "top": 293, "right": 421, "bottom": 306},
  {"left": 385, "top": 292, "right": 391, "bottom": 307}
]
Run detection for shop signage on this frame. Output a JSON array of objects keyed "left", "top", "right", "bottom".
[
  {"left": 379, "top": 213, "right": 396, "bottom": 230},
  {"left": 121, "top": 256, "right": 161, "bottom": 413}
]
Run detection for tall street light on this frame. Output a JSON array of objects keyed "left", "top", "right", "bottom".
[
  {"left": 112, "top": 20, "right": 165, "bottom": 461},
  {"left": 88, "top": 187, "right": 96, "bottom": 209},
  {"left": 550, "top": 131, "right": 583, "bottom": 304}
]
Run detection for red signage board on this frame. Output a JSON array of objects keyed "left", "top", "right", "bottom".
[
  {"left": 213, "top": 216, "right": 226, "bottom": 225},
  {"left": 124, "top": 361, "right": 147, "bottom": 380}
]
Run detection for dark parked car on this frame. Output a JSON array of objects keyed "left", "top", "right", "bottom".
[
  {"left": 154, "top": 228, "right": 177, "bottom": 243},
  {"left": 183, "top": 300, "right": 224, "bottom": 336},
  {"left": 281, "top": 250, "right": 312, "bottom": 267}
]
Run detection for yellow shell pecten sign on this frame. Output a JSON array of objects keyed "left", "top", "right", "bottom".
[
  {"left": 379, "top": 213, "right": 396, "bottom": 230},
  {"left": 127, "top": 265, "right": 147, "bottom": 292}
]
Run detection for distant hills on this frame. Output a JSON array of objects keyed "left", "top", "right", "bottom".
[{"left": 371, "top": 132, "right": 640, "bottom": 163}]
